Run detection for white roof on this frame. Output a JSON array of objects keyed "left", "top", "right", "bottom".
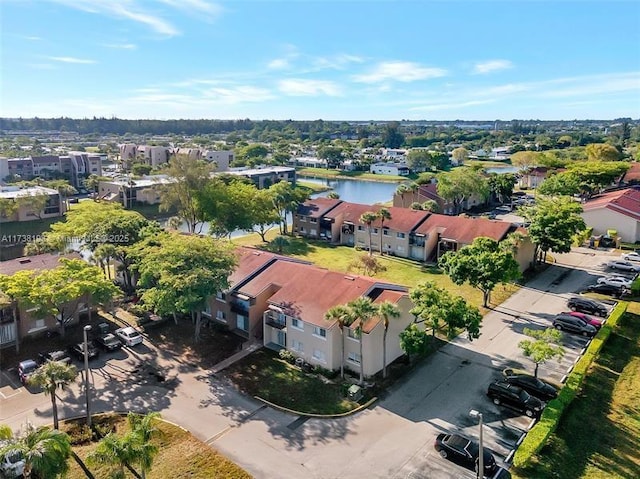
[{"left": 0, "top": 185, "right": 58, "bottom": 199}]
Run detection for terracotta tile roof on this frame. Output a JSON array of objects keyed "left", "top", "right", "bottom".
[
  {"left": 238, "top": 259, "right": 407, "bottom": 328},
  {"left": 414, "top": 213, "right": 513, "bottom": 244},
  {"left": 622, "top": 162, "right": 640, "bottom": 183},
  {"left": 583, "top": 188, "right": 640, "bottom": 221},
  {"left": 296, "top": 198, "right": 342, "bottom": 218},
  {"left": 228, "top": 248, "right": 282, "bottom": 288},
  {"left": 0, "top": 253, "right": 82, "bottom": 276},
  {"left": 322, "top": 201, "right": 430, "bottom": 231}
]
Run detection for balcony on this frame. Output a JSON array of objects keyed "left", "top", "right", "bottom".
[
  {"left": 265, "top": 317, "right": 286, "bottom": 330},
  {"left": 230, "top": 301, "right": 249, "bottom": 315}
]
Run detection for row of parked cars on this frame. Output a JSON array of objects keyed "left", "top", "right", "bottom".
[
  {"left": 17, "top": 325, "right": 143, "bottom": 385},
  {"left": 434, "top": 294, "right": 611, "bottom": 477}
]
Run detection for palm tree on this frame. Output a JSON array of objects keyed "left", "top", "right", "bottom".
[
  {"left": 28, "top": 361, "right": 78, "bottom": 430},
  {"left": 378, "top": 208, "right": 391, "bottom": 254},
  {"left": 271, "top": 235, "right": 290, "bottom": 254},
  {"left": 378, "top": 301, "right": 401, "bottom": 379},
  {"left": 88, "top": 432, "right": 138, "bottom": 479},
  {"left": 127, "top": 412, "right": 161, "bottom": 479},
  {"left": 0, "top": 425, "right": 72, "bottom": 479},
  {"left": 395, "top": 184, "right": 409, "bottom": 207},
  {"left": 360, "top": 211, "right": 379, "bottom": 257},
  {"left": 347, "top": 297, "right": 378, "bottom": 385},
  {"left": 326, "top": 191, "right": 340, "bottom": 199},
  {"left": 324, "top": 305, "right": 354, "bottom": 379},
  {"left": 93, "top": 243, "right": 116, "bottom": 280}
]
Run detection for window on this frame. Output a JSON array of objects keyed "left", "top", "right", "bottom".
[
  {"left": 29, "top": 318, "right": 46, "bottom": 333},
  {"left": 347, "top": 352, "right": 361, "bottom": 364},
  {"left": 216, "top": 310, "right": 226, "bottom": 322},
  {"left": 372, "top": 228, "right": 379, "bottom": 235},
  {"left": 237, "top": 314, "right": 249, "bottom": 331},
  {"left": 292, "top": 340, "right": 304, "bottom": 352},
  {"left": 202, "top": 303, "right": 212, "bottom": 317},
  {"left": 347, "top": 328, "right": 360, "bottom": 340},
  {"left": 383, "top": 229, "right": 390, "bottom": 236},
  {"left": 312, "top": 349, "right": 326, "bottom": 363},
  {"left": 396, "top": 232, "right": 406, "bottom": 239},
  {"left": 291, "top": 318, "right": 303, "bottom": 330},
  {"left": 313, "top": 326, "right": 327, "bottom": 338},
  {"left": 357, "top": 225, "right": 364, "bottom": 231},
  {"left": 299, "top": 216, "right": 306, "bottom": 222},
  {"left": 309, "top": 218, "right": 317, "bottom": 224}
]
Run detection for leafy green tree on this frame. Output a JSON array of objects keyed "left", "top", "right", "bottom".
[
  {"left": 326, "top": 191, "right": 340, "bottom": 199},
  {"left": 0, "top": 198, "right": 19, "bottom": 218},
  {"left": 15, "top": 191, "right": 49, "bottom": 219},
  {"left": 511, "top": 151, "right": 539, "bottom": 172},
  {"left": 440, "top": 237, "right": 520, "bottom": 307},
  {"left": 324, "top": 305, "right": 354, "bottom": 379},
  {"left": 160, "top": 155, "right": 212, "bottom": 233},
  {"left": 520, "top": 196, "right": 586, "bottom": 264},
  {"left": 382, "top": 122, "right": 404, "bottom": 148},
  {"left": 269, "top": 181, "right": 308, "bottom": 235},
  {"left": 443, "top": 296, "right": 482, "bottom": 340},
  {"left": 137, "top": 233, "right": 236, "bottom": 342},
  {"left": 422, "top": 200, "right": 439, "bottom": 213},
  {"left": 585, "top": 142, "right": 621, "bottom": 162},
  {"left": 28, "top": 361, "right": 78, "bottom": 430},
  {"left": 360, "top": 211, "right": 378, "bottom": 257},
  {"left": 317, "top": 145, "right": 343, "bottom": 169},
  {"left": 399, "top": 323, "right": 430, "bottom": 362},
  {"left": 406, "top": 150, "right": 432, "bottom": 172},
  {"left": 537, "top": 171, "right": 582, "bottom": 196},
  {"left": 248, "top": 188, "right": 280, "bottom": 242},
  {"left": 237, "top": 144, "right": 269, "bottom": 165},
  {"left": 166, "top": 216, "right": 183, "bottom": 231},
  {"left": 410, "top": 281, "right": 448, "bottom": 336},
  {"left": 378, "top": 300, "right": 401, "bottom": 379},
  {"left": 0, "top": 425, "right": 72, "bottom": 479},
  {"left": 557, "top": 135, "right": 573, "bottom": 148},
  {"left": 436, "top": 168, "right": 489, "bottom": 215},
  {"left": 131, "top": 164, "right": 153, "bottom": 176},
  {"left": 564, "top": 161, "right": 630, "bottom": 195},
  {"left": 487, "top": 173, "right": 517, "bottom": 203},
  {"left": 518, "top": 327, "right": 565, "bottom": 377},
  {"left": 346, "top": 297, "right": 378, "bottom": 384},
  {"left": 451, "top": 147, "right": 469, "bottom": 164}
]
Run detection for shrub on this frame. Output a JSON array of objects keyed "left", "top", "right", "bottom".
[
  {"left": 278, "top": 349, "right": 295, "bottom": 364},
  {"left": 513, "top": 301, "right": 628, "bottom": 468}
]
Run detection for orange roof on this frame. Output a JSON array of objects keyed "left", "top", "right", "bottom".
[
  {"left": 0, "top": 253, "right": 81, "bottom": 276},
  {"left": 237, "top": 259, "right": 407, "bottom": 328},
  {"left": 322, "top": 201, "right": 430, "bottom": 231},
  {"left": 324, "top": 201, "right": 377, "bottom": 224},
  {"left": 583, "top": 188, "right": 640, "bottom": 221},
  {"left": 414, "top": 213, "right": 513, "bottom": 244},
  {"left": 623, "top": 162, "right": 640, "bottom": 183},
  {"left": 296, "top": 197, "right": 342, "bottom": 218}
]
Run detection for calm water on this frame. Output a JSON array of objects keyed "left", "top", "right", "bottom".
[
  {"left": 484, "top": 166, "right": 519, "bottom": 174},
  {"left": 302, "top": 176, "right": 398, "bottom": 204}
]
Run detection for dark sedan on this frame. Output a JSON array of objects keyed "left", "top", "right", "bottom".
[
  {"left": 502, "top": 370, "right": 559, "bottom": 402},
  {"left": 68, "top": 342, "right": 100, "bottom": 361},
  {"left": 94, "top": 333, "right": 123, "bottom": 352},
  {"left": 37, "top": 350, "right": 72, "bottom": 366},
  {"left": 434, "top": 433, "right": 497, "bottom": 476},
  {"left": 585, "top": 283, "right": 627, "bottom": 297}
]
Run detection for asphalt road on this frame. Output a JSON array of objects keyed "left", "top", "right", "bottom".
[{"left": 0, "top": 247, "right": 620, "bottom": 479}]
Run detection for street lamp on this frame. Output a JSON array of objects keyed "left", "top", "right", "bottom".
[
  {"left": 83, "top": 325, "right": 92, "bottom": 427},
  {"left": 469, "top": 409, "right": 484, "bottom": 478}
]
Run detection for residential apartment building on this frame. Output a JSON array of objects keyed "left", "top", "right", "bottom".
[
  {"left": 0, "top": 253, "right": 85, "bottom": 351},
  {"left": 224, "top": 166, "right": 296, "bottom": 189},
  {"left": 0, "top": 185, "right": 65, "bottom": 223},
  {"left": 581, "top": 188, "right": 640, "bottom": 242},
  {"left": 1, "top": 153, "right": 103, "bottom": 188},
  {"left": 370, "top": 162, "right": 410, "bottom": 176},
  {"left": 98, "top": 175, "right": 175, "bottom": 207},
  {"left": 204, "top": 150, "right": 234, "bottom": 171}
]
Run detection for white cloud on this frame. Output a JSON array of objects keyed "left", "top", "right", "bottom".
[
  {"left": 473, "top": 59, "right": 514, "bottom": 74},
  {"left": 24, "top": 36, "right": 41, "bottom": 41},
  {"left": 202, "top": 86, "right": 275, "bottom": 103},
  {"left": 103, "top": 43, "right": 137, "bottom": 50},
  {"left": 48, "top": 0, "right": 180, "bottom": 36},
  {"left": 310, "top": 54, "right": 365, "bottom": 71},
  {"left": 48, "top": 56, "right": 97, "bottom": 64},
  {"left": 268, "top": 58, "right": 291, "bottom": 70},
  {"left": 538, "top": 72, "right": 640, "bottom": 98},
  {"left": 409, "top": 99, "right": 495, "bottom": 112},
  {"left": 352, "top": 61, "right": 447, "bottom": 83},
  {"left": 157, "top": 0, "right": 223, "bottom": 19},
  {"left": 267, "top": 44, "right": 300, "bottom": 70},
  {"left": 278, "top": 79, "right": 342, "bottom": 97}
]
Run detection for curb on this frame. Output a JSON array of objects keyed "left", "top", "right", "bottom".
[{"left": 254, "top": 395, "right": 377, "bottom": 418}]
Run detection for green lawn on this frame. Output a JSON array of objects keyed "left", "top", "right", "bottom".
[
  {"left": 513, "top": 303, "right": 640, "bottom": 479},
  {"left": 224, "top": 349, "right": 359, "bottom": 415},
  {"left": 64, "top": 414, "right": 251, "bottom": 479},
  {"left": 231, "top": 233, "right": 518, "bottom": 312}
]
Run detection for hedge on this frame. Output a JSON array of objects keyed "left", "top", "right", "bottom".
[{"left": 512, "top": 300, "right": 628, "bottom": 468}]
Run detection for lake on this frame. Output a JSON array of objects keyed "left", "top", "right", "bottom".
[{"left": 301, "top": 176, "right": 399, "bottom": 204}]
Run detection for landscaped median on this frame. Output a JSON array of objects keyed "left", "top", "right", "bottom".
[{"left": 512, "top": 300, "right": 629, "bottom": 469}]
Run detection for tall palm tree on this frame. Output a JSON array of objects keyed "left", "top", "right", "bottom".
[
  {"left": 93, "top": 243, "right": 116, "bottom": 279},
  {"left": 347, "top": 297, "right": 378, "bottom": 385},
  {"left": 0, "top": 425, "right": 72, "bottom": 479},
  {"left": 378, "top": 301, "right": 401, "bottom": 379},
  {"left": 360, "top": 211, "right": 379, "bottom": 257},
  {"left": 88, "top": 432, "right": 138, "bottom": 479},
  {"left": 395, "top": 184, "right": 409, "bottom": 207},
  {"left": 127, "top": 412, "right": 161, "bottom": 479},
  {"left": 378, "top": 207, "right": 391, "bottom": 254},
  {"left": 324, "top": 305, "right": 354, "bottom": 379},
  {"left": 28, "top": 361, "right": 78, "bottom": 430},
  {"left": 271, "top": 235, "right": 290, "bottom": 254}
]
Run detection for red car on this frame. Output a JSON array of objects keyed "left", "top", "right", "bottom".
[{"left": 564, "top": 311, "right": 604, "bottom": 330}]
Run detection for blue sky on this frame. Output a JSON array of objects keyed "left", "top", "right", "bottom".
[{"left": 2, "top": 0, "right": 639, "bottom": 121}]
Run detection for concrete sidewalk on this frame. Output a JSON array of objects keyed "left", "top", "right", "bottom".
[{"left": 210, "top": 340, "right": 262, "bottom": 374}]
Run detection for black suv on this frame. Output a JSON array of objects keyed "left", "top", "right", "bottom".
[
  {"left": 552, "top": 314, "right": 597, "bottom": 337},
  {"left": 487, "top": 381, "right": 545, "bottom": 417},
  {"left": 567, "top": 297, "right": 608, "bottom": 317},
  {"left": 502, "top": 369, "right": 559, "bottom": 402}
]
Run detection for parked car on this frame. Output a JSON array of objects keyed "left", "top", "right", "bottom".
[
  {"left": 502, "top": 369, "right": 559, "bottom": 402},
  {"left": 490, "top": 467, "right": 512, "bottom": 479},
  {"left": 622, "top": 251, "right": 640, "bottom": 262},
  {"left": 606, "top": 260, "right": 640, "bottom": 272},
  {"left": 433, "top": 433, "right": 497, "bottom": 476},
  {"left": 596, "top": 276, "right": 633, "bottom": 288},
  {"left": 486, "top": 380, "right": 545, "bottom": 417},
  {"left": 68, "top": 342, "right": 100, "bottom": 361},
  {"left": 115, "top": 326, "right": 143, "bottom": 347},
  {"left": 564, "top": 311, "right": 604, "bottom": 330},
  {"left": 0, "top": 443, "right": 25, "bottom": 479},
  {"left": 94, "top": 333, "right": 123, "bottom": 352},
  {"left": 552, "top": 314, "right": 598, "bottom": 337},
  {"left": 567, "top": 297, "right": 608, "bottom": 317},
  {"left": 585, "top": 283, "right": 627, "bottom": 297},
  {"left": 17, "top": 359, "right": 38, "bottom": 385},
  {"left": 37, "top": 350, "right": 72, "bottom": 366}
]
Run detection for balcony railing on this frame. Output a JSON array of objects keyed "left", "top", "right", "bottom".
[
  {"left": 265, "top": 317, "right": 286, "bottom": 329},
  {"left": 230, "top": 301, "right": 249, "bottom": 315}
]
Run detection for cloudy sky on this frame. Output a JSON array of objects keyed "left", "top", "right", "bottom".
[{"left": 2, "top": 0, "right": 639, "bottom": 120}]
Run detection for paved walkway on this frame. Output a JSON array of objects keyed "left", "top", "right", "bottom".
[{"left": 210, "top": 340, "right": 262, "bottom": 374}]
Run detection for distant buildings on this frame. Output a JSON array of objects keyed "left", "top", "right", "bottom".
[
  {"left": 0, "top": 153, "right": 103, "bottom": 188},
  {"left": 118, "top": 144, "right": 234, "bottom": 170}
]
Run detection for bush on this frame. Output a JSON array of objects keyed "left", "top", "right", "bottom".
[
  {"left": 278, "top": 349, "right": 295, "bottom": 364},
  {"left": 314, "top": 365, "right": 339, "bottom": 379},
  {"left": 513, "top": 301, "right": 628, "bottom": 468}
]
